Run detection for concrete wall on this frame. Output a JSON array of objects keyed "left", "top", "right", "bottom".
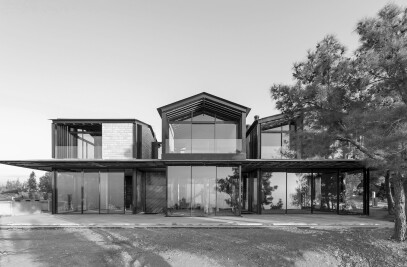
[{"left": 102, "top": 123, "right": 133, "bottom": 159}]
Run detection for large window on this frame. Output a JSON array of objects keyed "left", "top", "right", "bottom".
[
  {"left": 261, "top": 124, "right": 290, "bottom": 159},
  {"left": 55, "top": 124, "right": 102, "bottom": 159},
  {"left": 314, "top": 172, "right": 338, "bottom": 213},
  {"left": 167, "top": 166, "right": 240, "bottom": 216},
  {"left": 339, "top": 171, "right": 364, "bottom": 214},
  {"left": 83, "top": 172, "right": 99, "bottom": 213},
  {"left": 57, "top": 172, "right": 82, "bottom": 213},
  {"left": 56, "top": 170, "right": 124, "bottom": 214},
  {"left": 100, "top": 171, "right": 124, "bottom": 214},
  {"left": 168, "top": 112, "right": 241, "bottom": 154},
  {"left": 286, "top": 172, "right": 312, "bottom": 213},
  {"left": 261, "top": 172, "right": 286, "bottom": 213}
]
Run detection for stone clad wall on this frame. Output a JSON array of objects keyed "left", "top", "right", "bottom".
[{"left": 102, "top": 123, "right": 133, "bottom": 159}]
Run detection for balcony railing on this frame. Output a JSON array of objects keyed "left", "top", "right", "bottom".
[
  {"left": 166, "top": 139, "right": 242, "bottom": 154},
  {"left": 54, "top": 146, "right": 102, "bottom": 159}
]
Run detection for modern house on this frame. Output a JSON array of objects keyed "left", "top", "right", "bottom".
[{"left": 0, "top": 92, "right": 369, "bottom": 216}]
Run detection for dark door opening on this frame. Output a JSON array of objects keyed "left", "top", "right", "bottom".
[{"left": 125, "top": 175, "right": 133, "bottom": 212}]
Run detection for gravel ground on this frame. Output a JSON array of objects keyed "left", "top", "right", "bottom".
[{"left": 1, "top": 227, "right": 406, "bottom": 267}]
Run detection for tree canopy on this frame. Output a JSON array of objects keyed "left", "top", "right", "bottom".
[{"left": 270, "top": 4, "right": 407, "bottom": 241}]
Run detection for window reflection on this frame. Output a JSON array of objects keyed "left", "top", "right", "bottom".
[
  {"left": 261, "top": 172, "right": 286, "bottom": 213},
  {"left": 261, "top": 124, "right": 291, "bottom": 159},
  {"left": 83, "top": 172, "right": 99, "bottom": 213},
  {"left": 57, "top": 172, "right": 82, "bottom": 213},
  {"left": 287, "top": 173, "right": 312, "bottom": 213},
  {"left": 167, "top": 112, "right": 240, "bottom": 154},
  {"left": 167, "top": 166, "right": 191, "bottom": 216},
  {"left": 216, "top": 167, "right": 240, "bottom": 215},
  {"left": 100, "top": 172, "right": 124, "bottom": 214},
  {"left": 192, "top": 167, "right": 216, "bottom": 215},
  {"left": 314, "top": 172, "right": 337, "bottom": 212},
  {"left": 167, "top": 166, "right": 240, "bottom": 216},
  {"left": 339, "top": 171, "right": 364, "bottom": 214}
]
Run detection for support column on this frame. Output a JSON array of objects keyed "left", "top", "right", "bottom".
[
  {"left": 52, "top": 171, "right": 57, "bottom": 214},
  {"left": 311, "top": 170, "right": 314, "bottom": 214},
  {"left": 337, "top": 169, "right": 340, "bottom": 215}
]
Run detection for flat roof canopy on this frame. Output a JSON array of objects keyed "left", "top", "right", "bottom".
[{"left": 0, "top": 159, "right": 365, "bottom": 172}]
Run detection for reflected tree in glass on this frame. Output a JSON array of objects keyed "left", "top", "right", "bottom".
[
  {"left": 216, "top": 167, "right": 240, "bottom": 215},
  {"left": 339, "top": 172, "right": 364, "bottom": 214},
  {"left": 289, "top": 173, "right": 312, "bottom": 210},
  {"left": 261, "top": 172, "right": 284, "bottom": 210}
]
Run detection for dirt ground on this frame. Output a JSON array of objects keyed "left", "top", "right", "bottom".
[{"left": 1, "top": 226, "right": 406, "bottom": 267}]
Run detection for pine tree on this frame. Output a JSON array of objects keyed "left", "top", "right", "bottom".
[{"left": 269, "top": 4, "right": 407, "bottom": 241}]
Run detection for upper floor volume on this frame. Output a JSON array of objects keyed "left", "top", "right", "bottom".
[
  {"left": 157, "top": 92, "right": 251, "bottom": 160},
  {"left": 51, "top": 119, "right": 158, "bottom": 160}
]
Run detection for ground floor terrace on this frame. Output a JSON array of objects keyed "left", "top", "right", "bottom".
[{"left": 0, "top": 159, "right": 369, "bottom": 216}]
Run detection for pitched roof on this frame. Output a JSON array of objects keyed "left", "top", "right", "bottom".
[{"left": 157, "top": 92, "right": 251, "bottom": 120}]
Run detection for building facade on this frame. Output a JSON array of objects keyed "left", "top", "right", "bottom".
[{"left": 0, "top": 92, "right": 369, "bottom": 216}]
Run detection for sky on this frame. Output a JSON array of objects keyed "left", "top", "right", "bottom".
[{"left": 0, "top": 0, "right": 405, "bottom": 184}]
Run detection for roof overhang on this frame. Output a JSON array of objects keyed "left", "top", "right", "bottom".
[
  {"left": 157, "top": 92, "right": 251, "bottom": 120},
  {"left": 0, "top": 159, "right": 365, "bottom": 173}
]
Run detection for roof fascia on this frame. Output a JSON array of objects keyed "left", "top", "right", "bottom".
[{"left": 157, "top": 92, "right": 251, "bottom": 117}]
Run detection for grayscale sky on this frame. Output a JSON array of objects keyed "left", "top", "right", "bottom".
[{"left": 0, "top": 0, "right": 405, "bottom": 183}]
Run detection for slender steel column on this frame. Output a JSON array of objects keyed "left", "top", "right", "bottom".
[
  {"left": 311, "top": 170, "right": 314, "bottom": 214},
  {"left": 337, "top": 169, "right": 340, "bottom": 215}
]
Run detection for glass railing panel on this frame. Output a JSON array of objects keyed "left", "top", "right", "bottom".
[
  {"left": 261, "top": 145, "right": 282, "bottom": 159},
  {"left": 55, "top": 146, "right": 102, "bottom": 159},
  {"left": 166, "top": 139, "right": 242, "bottom": 154}
]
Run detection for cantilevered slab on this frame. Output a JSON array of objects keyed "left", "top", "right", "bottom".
[{"left": 0, "top": 159, "right": 365, "bottom": 172}]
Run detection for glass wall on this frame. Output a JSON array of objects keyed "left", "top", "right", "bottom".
[
  {"left": 314, "top": 172, "right": 338, "bottom": 213},
  {"left": 256, "top": 169, "right": 365, "bottom": 215},
  {"left": 192, "top": 167, "right": 216, "bottom": 215},
  {"left": 167, "top": 112, "right": 241, "bottom": 154},
  {"left": 167, "top": 166, "right": 240, "bottom": 216},
  {"left": 261, "top": 172, "right": 286, "bottom": 213},
  {"left": 167, "top": 166, "right": 191, "bottom": 216},
  {"left": 57, "top": 172, "right": 82, "bottom": 213},
  {"left": 54, "top": 124, "right": 102, "bottom": 159},
  {"left": 216, "top": 167, "right": 240, "bottom": 215},
  {"left": 261, "top": 124, "right": 291, "bottom": 159},
  {"left": 83, "top": 172, "right": 99, "bottom": 213},
  {"left": 100, "top": 172, "right": 124, "bottom": 214},
  {"left": 286, "top": 172, "right": 312, "bottom": 213},
  {"left": 339, "top": 171, "right": 364, "bottom": 214},
  {"left": 56, "top": 170, "right": 124, "bottom": 214}
]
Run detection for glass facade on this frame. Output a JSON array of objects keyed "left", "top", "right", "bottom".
[
  {"left": 261, "top": 172, "right": 286, "bottom": 213},
  {"left": 253, "top": 169, "right": 365, "bottom": 215},
  {"left": 55, "top": 124, "right": 102, "bottom": 159},
  {"left": 286, "top": 172, "right": 312, "bottom": 213},
  {"left": 167, "top": 112, "right": 241, "bottom": 154},
  {"left": 339, "top": 171, "right": 364, "bottom": 214},
  {"left": 261, "top": 124, "right": 291, "bottom": 159},
  {"left": 57, "top": 172, "right": 82, "bottom": 213},
  {"left": 314, "top": 172, "right": 338, "bottom": 213},
  {"left": 56, "top": 170, "right": 124, "bottom": 214},
  {"left": 167, "top": 166, "right": 240, "bottom": 216}
]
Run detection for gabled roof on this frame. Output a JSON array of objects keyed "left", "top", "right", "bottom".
[
  {"left": 246, "top": 113, "right": 300, "bottom": 136},
  {"left": 157, "top": 92, "right": 251, "bottom": 120}
]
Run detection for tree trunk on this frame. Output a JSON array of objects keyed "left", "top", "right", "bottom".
[
  {"left": 385, "top": 170, "right": 395, "bottom": 215},
  {"left": 393, "top": 173, "right": 406, "bottom": 241}
]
